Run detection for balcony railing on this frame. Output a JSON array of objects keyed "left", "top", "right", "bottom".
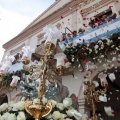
[{"left": 59, "top": 17, "right": 120, "bottom": 49}]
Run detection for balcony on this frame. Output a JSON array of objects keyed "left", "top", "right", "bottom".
[{"left": 59, "top": 17, "right": 120, "bottom": 49}]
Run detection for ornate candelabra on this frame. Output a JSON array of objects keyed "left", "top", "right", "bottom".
[
  {"left": 22, "top": 41, "right": 66, "bottom": 120},
  {"left": 84, "top": 72, "right": 107, "bottom": 120},
  {"left": 20, "top": 24, "right": 73, "bottom": 120}
]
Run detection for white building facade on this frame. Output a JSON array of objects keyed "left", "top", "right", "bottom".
[{"left": 1, "top": 0, "right": 120, "bottom": 119}]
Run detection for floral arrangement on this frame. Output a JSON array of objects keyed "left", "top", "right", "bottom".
[
  {"left": 0, "top": 70, "right": 29, "bottom": 90},
  {"left": 0, "top": 97, "right": 88, "bottom": 120},
  {"left": 0, "top": 101, "right": 26, "bottom": 120},
  {"left": 64, "top": 32, "right": 120, "bottom": 70}
]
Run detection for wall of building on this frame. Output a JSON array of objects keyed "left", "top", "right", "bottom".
[
  {"left": 28, "top": 0, "right": 72, "bottom": 28},
  {"left": 1, "top": 1, "right": 120, "bottom": 115}
]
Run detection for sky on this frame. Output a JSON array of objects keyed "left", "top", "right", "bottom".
[{"left": 0, "top": 0, "right": 55, "bottom": 61}]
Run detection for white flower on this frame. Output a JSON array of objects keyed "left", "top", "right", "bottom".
[
  {"left": 99, "top": 94, "right": 107, "bottom": 102},
  {"left": 118, "top": 37, "right": 120, "bottom": 39},
  {"left": 22, "top": 46, "right": 31, "bottom": 59},
  {"left": 98, "top": 72, "right": 108, "bottom": 86},
  {"left": 43, "top": 24, "right": 62, "bottom": 46},
  {"left": 13, "top": 101, "right": 25, "bottom": 111},
  {"left": 72, "top": 58, "right": 74, "bottom": 62},
  {"left": 45, "top": 114, "right": 52, "bottom": 119},
  {"left": 81, "top": 114, "right": 88, "bottom": 120},
  {"left": 94, "top": 45, "right": 99, "bottom": 50},
  {"left": 111, "top": 45, "right": 115, "bottom": 48},
  {"left": 17, "top": 112, "right": 26, "bottom": 120},
  {"left": 89, "top": 49, "right": 92, "bottom": 52},
  {"left": 103, "top": 63, "right": 110, "bottom": 70},
  {"left": 33, "top": 99, "right": 39, "bottom": 105},
  {"left": 105, "top": 38, "right": 111, "bottom": 45},
  {"left": 9, "top": 113, "right": 16, "bottom": 120},
  {"left": 70, "top": 109, "right": 82, "bottom": 120},
  {"left": 108, "top": 73, "right": 116, "bottom": 82},
  {"left": 51, "top": 100, "right": 57, "bottom": 108},
  {"left": 0, "top": 103, "right": 8, "bottom": 112},
  {"left": 56, "top": 103, "right": 64, "bottom": 111},
  {"left": 42, "top": 97, "right": 48, "bottom": 105},
  {"left": 54, "top": 53, "right": 66, "bottom": 67},
  {"left": 63, "top": 98, "right": 72, "bottom": 108},
  {"left": 10, "top": 75, "right": 20, "bottom": 87},
  {"left": 112, "top": 57, "right": 116, "bottom": 61},
  {"left": 65, "top": 62, "right": 71, "bottom": 68},
  {"left": 21, "top": 97, "right": 26, "bottom": 101},
  {"left": 104, "top": 106, "right": 115, "bottom": 116},
  {"left": 60, "top": 113, "right": 67, "bottom": 119},
  {"left": 85, "top": 61, "right": 97, "bottom": 71},
  {"left": 95, "top": 50, "right": 98, "bottom": 54},
  {"left": 52, "top": 111, "right": 62, "bottom": 120},
  {"left": 0, "top": 115, "right": 2, "bottom": 120},
  {"left": 107, "top": 60, "right": 112, "bottom": 63},
  {"left": 116, "top": 47, "right": 119, "bottom": 50},
  {"left": 66, "top": 108, "right": 82, "bottom": 120},
  {"left": 65, "top": 118, "right": 72, "bottom": 120},
  {"left": 66, "top": 44, "right": 71, "bottom": 48},
  {"left": 66, "top": 109, "right": 74, "bottom": 117},
  {"left": 98, "top": 40, "right": 103, "bottom": 44},
  {"left": 100, "top": 55, "right": 104, "bottom": 58},
  {"left": 93, "top": 81, "right": 99, "bottom": 87},
  {"left": 8, "top": 101, "right": 15, "bottom": 108},
  {"left": 73, "top": 111, "right": 82, "bottom": 120},
  {"left": 1, "top": 112, "right": 10, "bottom": 120}
]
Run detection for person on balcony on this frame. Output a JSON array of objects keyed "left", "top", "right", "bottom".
[
  {"left": 102, "top": 15, "right": 111, "bottom": 23},
  {"left": 87, "top": 21, "right": 94, "bottom": 30},
  {"left": 62, "top": 33, "right": 67, "bottom": 43},
  {"left": 66, "top": 33, "right": 73, "bottom": 43},
  {"left": 78, "top": 28, "right": 85, "bottom": 34},
  {"left": 72, "top": 30, "right": 77, "bottom": 38},
  {"left": 94, "top": 17, "right": 103, "bottom": 27},
  {"left": 111, "top": 13, "right": 117, "bottom": 20}
]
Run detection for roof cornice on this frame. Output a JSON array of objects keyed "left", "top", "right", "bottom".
[{"left": 3, "top": 0, "right": 114, "bottom": 50}]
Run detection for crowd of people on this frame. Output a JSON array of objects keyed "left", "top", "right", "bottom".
[
  {"left": 61, "top": 13, "right": 117, "bottom": 43},
  {"left": 88, "top": 13, "right": 117, "bottom": 30}
]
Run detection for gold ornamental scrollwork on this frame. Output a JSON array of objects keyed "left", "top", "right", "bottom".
[
  {"left": 25, "top": 99, "right": 52, "bottom": 120},
  {"left": 24, "top": 42, "right": 61, "bottom": 120},
  {"left": 28, "top": 65, "right": 42, "bottom": 81},
  {"left": 84, "top": 72, "right": 107, "bottom": 120}
]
